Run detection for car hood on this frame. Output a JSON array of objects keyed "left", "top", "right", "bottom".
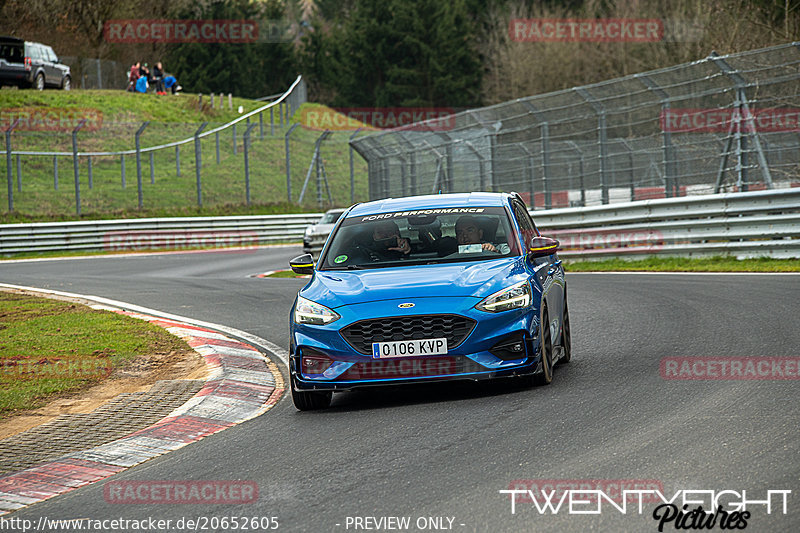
[{"left": 301, "top": 257, "right": 529, "bottom": 308}]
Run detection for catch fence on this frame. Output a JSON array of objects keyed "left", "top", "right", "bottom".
[{"left": 351, "top": 42, "right": 800, "bottom": 209}]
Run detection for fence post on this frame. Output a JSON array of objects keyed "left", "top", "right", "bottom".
[
  {"left": 5, "top": 118, "right": 20, "bottom": 211},
  {"left": 210, "top": 93, "right": 215, "bottom": 109},
  {"left": 243, "top": 123, "right": 256, "bottom": 205},
  {"left": 149, "top": 151, "right": 155, "bottom": 184},
  {"left": 285, "top": 123, "right": 300, "bottom": 202},
  {"left": 464, "top": 141, "right": 485, "bottom": 192},
  {"left": 259, "top": 112, "right": 264, "bottom": 139},
  {"left": 232, "top": 123, "right": 237, "bottom": 155},
  {"left": 88, "top": 156, "right": 93, "bottom": 189},
  {"left": 215, "top": 131, "right": 220, "bottom": 164},
  {"left": 15, "top": 154, "right": 20, "bottom": 193},
  {"left": 566, "top": 141, "right": 586, "bottom": 206},
  {"left": 709, "top": 52, "right": 773, "bottom": 190},
  {"left": 135, "top": 121, "right": 149, "bottom": 209},
  {"left": 194, "top": 122, "right": 208, "bottom": 207},
  {"left": 279, "top": 102, "right": 284, "bottom": 128},
  {"left": 120, "top": 154, "right": 125, "bottom": 188},
  {"left": 349, "top": 128, "right": 362, "bottom": 203},
  {"left": 228, "top": 93, "right": 232, "bottom": 111},
  {"left": 54, "top": 156, "right": 58, "bottom": 190},
  {"left": 637, "top": 74, "right": 676, "bottom": 198},
  {"left": 175, "top": 145, "right": 180, "bottom": 176},
  {"left": 270, "top": 107, "right": 274, "bottom": 136},
  {"left": 72, "top": 118, "right": 87, "bottom": 216},
  {"left": 575, "top": 87, "right": 609, "bottom": 204}
]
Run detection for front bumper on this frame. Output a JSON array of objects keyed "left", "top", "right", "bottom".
[{"left": 290, "top": 296, "right": 542, "bottom": 391}]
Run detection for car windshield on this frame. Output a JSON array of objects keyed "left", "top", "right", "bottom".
[
  {"left": 320, "top": 211, "right": 343, "bottom": 224},
  {"left": 319, "top": 206, "right": 519, "bottom": 270}
]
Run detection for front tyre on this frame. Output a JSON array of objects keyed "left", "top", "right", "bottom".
[
  {"left": 533, "top": 311, "right": 553, "bottom": 385},
  {"left": 291, "top": 381, "right": 332, "bottom": 410}
]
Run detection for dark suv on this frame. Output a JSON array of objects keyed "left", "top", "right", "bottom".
[{"left": 0, "top": 36, "right": 71, "bottom": 90}]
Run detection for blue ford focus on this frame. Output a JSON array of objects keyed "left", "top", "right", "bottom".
[{"left": 288, "top": 192, "right": 570, "bottom": 410}]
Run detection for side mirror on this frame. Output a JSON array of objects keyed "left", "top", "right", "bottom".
[
  {"left": 528, "top": 236, "right": 559, "bottom": 258},
  {"left": 289, "top": 254, "right": 315, "bottom": 275}
]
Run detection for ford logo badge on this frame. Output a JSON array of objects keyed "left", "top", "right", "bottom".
[{"left": 398, "top": 303, "right": 415, "bottom": 309}]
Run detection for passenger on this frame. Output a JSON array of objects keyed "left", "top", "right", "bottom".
[{"left": 455, "top": 216, "right": 509, "bottom": 253}]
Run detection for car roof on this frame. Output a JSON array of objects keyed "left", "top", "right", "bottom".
[{"left": 346, "top": 192, "right": 511, "bottom": 217}]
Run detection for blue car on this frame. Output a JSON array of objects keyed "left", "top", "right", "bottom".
[{"left": 288, "top": 192, "right": 570, "bottom": 410}]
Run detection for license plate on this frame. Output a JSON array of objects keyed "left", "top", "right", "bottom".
[{"left": 372, "top": 338, "right": 448, "bottom": 359}]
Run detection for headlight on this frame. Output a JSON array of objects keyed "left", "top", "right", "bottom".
[
  {"left": 294, "top": 296, "right": 340, "bottom": 325},
  {"left": 475, "top": 281, "right": 532, "bottom": 313}
]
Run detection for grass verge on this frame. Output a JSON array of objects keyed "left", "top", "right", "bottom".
[
  {"left": 564, "top": 256, "right": 800, "bottom": 272},
  {"left": 0, "top": 95, "right": 370, "bottom": 221},
  {"left": 0, "top": 292, "right": 192, "bottom": 417}
]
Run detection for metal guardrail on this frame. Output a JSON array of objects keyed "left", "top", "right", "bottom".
[
  {"left": 2, "top": 189, "right": 798, "bottom": 258},
  {"left": 0, "top": 214, "right": 321, "bottom": 254},
  {"left": 539, "top": 188, "right": 800, "bottom": 259}
]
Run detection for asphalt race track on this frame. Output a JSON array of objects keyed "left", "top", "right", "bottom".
[{"left": 2, "top": 246, "right": 799, "bottom": 532}]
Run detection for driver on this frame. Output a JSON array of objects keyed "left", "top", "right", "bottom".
[
  {"left": 367, "top": 220, "right": 411, "bottom": 259},
  {"left": 455, "top": 216, "right": 509, "bottom": 253}
]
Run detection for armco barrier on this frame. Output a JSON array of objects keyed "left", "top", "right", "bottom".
[
  {"left": 1, "top": 189, "right": 799, "bottom": 259},
  {"left": 538, "top": 188, "right": 800, "bottom": 259},
  {"left": 0, "top": 214, "right": 321, "bottom": 254}
]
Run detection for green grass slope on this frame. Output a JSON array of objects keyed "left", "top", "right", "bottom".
[{"left": 0, "top": 91, "right": 370, "bottom": 222}]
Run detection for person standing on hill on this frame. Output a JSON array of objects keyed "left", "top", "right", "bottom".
[{"left": 152, "top": 62, "right": 165, "bottom": 94}]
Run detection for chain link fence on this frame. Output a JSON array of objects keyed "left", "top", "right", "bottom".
[
  {"left": 1, "top": 77, "right": 371, "bottom": 216},
  {"left": 61, "top": 57, "right": 128, "bottom": 90},
  {"left": 351, "top": 42, "right": 800, "bottom": 209}
]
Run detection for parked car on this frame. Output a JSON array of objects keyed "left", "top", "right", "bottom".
[
  {"left": 303, "top": 208, "right": 346, "bottom": 258},
  {"left": 0, "top": 36, "right": 71, "bottom": 90},
  {"left": 287, "top": 192, "right": 570, "bottom": 410}
]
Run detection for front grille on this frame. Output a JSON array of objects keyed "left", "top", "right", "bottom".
[{"left": 340, "top": 314, "right": 476, "bottom": 355}]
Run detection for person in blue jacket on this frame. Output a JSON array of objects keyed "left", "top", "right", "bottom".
[{"left": 135, "top": 75, "right": 148, "bottom": 93}]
